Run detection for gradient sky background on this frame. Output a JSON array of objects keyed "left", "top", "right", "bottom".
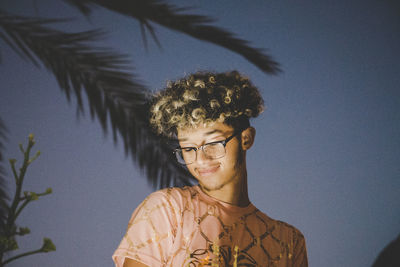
[{"left": 1, "top": 0, "right": 399, "bottom": 266}]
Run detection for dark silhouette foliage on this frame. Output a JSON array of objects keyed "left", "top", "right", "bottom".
[
  {"left": 0, "top": 0, "right": 280, "bottom": 208},
  {"left": 64, "top": 0, "right": 281, "bottom": 75}
]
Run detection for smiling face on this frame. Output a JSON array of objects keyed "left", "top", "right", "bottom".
[{"left": 177, "top": 122, "right": 253, "bottom": 193}]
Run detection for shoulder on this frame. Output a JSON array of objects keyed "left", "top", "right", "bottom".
[
  {"left": 255, "top": 210, "right": 306, "bottom": 242},
  {"left": 254, "top": 210, "right": 307, "bottom": 262},
  {"left": 125, "top": 186, "right": 196, "bottom": 234},
  {"left": 142, "top": 185, "right": 196, "bottom": 211},
  {"left": 146, "top": 185, "right": 195, "bottom": 201}
]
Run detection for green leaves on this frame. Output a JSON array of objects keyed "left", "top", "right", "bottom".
[
  {"left": 23, "top": 188, "right": 53, "bottom": 201},
  {"left": 27, "top": 192, "right": 38, "bottom": 201},
  {"left": 18, "top": 227, "right": 30, "bottom": 236},
  {"left": 0, "top": 135, "right": 55, "bottom": 265},
  {"left": 0, "top": 236, "right": 18, "bottom": 252},
  {"left": 41, "top": 238, "right": 56, "bottom": 253}
]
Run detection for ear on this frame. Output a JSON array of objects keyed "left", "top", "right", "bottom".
[{"left": 241, "top": 127, "right": 256, "bottom": 150}]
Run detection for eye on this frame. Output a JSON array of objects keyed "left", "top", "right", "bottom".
[
  {"left": 203, "top": 141, "right": 224, "bottom": 153},
  {"left": 206, "top": 140, "right": 224, "bottom": 146},
  {"left": 181, "top": 147, "right": 196, "bottom": 152}
]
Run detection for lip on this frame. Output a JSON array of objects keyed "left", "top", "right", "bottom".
[{"left": 196, "top": 165, "right": 220, "bottom": 176}]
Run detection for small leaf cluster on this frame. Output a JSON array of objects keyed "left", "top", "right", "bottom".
[{"left": 0, "top": 135, "right": 55, "bottom": 266}]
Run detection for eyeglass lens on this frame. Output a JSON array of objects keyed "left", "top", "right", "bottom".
[{"left": 176, "top": 143, "right": 226, "bottom": 165}]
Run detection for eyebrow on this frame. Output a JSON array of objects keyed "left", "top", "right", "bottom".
[{"left": 178, "top": 129, "right": 224, "bottom": 142}]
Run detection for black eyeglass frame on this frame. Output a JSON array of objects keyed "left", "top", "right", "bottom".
[{"left": 173, "top": 132, "right": 239, "bottom": 165}]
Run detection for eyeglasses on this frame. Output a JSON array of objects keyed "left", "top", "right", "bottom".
[{"left": 173, "top": 133, "right": 238, "bottom": 165}]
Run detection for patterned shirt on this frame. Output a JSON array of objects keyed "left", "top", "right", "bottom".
[{"left": 113, "top": 185, "right": 308, "bottom": 266}]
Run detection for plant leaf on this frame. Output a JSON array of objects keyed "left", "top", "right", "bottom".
[
  {"left": 0, "top": 11, "right": 195, "bottom": 189},
  {"left": 64, "top": 0, "right": 281, "bottom": 74}
]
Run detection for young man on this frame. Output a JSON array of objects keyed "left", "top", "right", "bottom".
[{"left": 113, "top": 71, "right": 308, "bottom": 266}]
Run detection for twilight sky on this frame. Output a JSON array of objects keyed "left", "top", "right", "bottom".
[{"left": 1, "top": 0, "right": 399, "bottom": 266}]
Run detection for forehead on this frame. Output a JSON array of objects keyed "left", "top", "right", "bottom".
[{"left": 177, "top": 122, "right": 234, "bottom": 141}]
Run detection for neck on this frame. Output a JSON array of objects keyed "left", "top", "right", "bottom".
[{"left": 200, "top": 166, "right": 250, "bottom": 207}]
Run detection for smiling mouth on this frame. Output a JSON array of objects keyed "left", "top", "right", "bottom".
[{"left": 197, "top": 165, "right": 220, "bottom": 176}]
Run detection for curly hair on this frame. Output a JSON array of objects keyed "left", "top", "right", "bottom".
[{"left": 149, "top": 70, "right": 264, "bottom": 137}]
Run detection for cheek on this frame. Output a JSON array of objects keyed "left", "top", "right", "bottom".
[
  {"left": 224, "top": 150, "right": 243, "bottom": 170},
  {"left": 186, "top": 165, "right": 197, "bottom": 176},
  {"left": 225, "top": 145, "right": 240, "bottom": 162}
]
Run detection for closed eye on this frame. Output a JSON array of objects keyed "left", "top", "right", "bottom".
[
  {"left": 205, "top": 140, "right": 224, "bottom": 146},
  {"left": 181, "top": 147, "right": 196, "bottom": 152}
]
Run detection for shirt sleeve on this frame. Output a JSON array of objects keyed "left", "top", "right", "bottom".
[
  {"left": 112, "top": 190, "right": 178, "bottom": 267},
  {"left": 292, "top": 229, "right": 308, "bottom": 267}
]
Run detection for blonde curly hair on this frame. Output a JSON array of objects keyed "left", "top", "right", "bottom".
[{"left": 149, "top": 71, "right": 264, "bottom": 137}]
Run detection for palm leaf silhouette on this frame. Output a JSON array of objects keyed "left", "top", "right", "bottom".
[
  {"left": 64, "top": 0, "right": 281, "bottom": 74},
  {"left": 1, "top": 0, "right": 280, "bottom": 191},
  {"left": 0, "top": 10, "right": 194, "bottom": 189}
]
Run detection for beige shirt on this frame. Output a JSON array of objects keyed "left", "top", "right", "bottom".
[{"left": 113, "top": 185, "right": 308, "bottom": 266}]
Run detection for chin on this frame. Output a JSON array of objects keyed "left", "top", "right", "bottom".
[
  {"left": 200, "top": 182, "right": 223, "bottom": 192},
  {"left": 198, "top": 177, "right": 229, "bottom": 192}
]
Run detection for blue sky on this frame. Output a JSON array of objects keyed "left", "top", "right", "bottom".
[{"left": 1, "top": 0, "right": 399, "bottom": 266}]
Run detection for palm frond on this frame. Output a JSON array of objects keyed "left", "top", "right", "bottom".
[
  {"left": 0, "top": 11, "right": 194, "bottom": 189},
  {"left": 64, "top": 0, "right": 281, "bottom": 74}
]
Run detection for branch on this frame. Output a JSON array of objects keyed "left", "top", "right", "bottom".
[
  {"left": 2, "top": 238, "right": 56, "bottom": 266},
  {"left": 2, "top": 248, "right": 42, "bottom": 265}
]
